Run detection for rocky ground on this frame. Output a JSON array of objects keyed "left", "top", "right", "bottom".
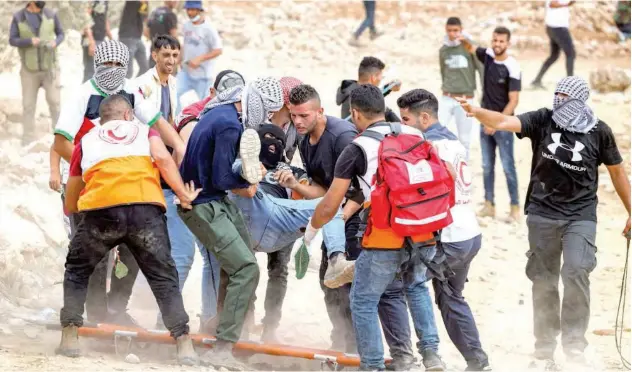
[{"left": 0, "top": 1, "right": 630, "bottom": 371}]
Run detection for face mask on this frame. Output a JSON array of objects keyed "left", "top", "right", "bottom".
[
  {"left": 33, "top": 1, "right": 46, "bottom": 9},
  {"left": 257, "top": 124, "right": 286, "bottom": 169},
  {"left": 94, "top": 64, "right": 126, "bottom": 95},
  {"left": 553, "top": 94, "right": 568, "bottom": 111},
  {"left": 191, "top": 14, "right": 201, "bottom": 22}
]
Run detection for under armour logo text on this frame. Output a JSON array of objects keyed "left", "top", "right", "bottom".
[{"left": 547, "top": 133, "right": 584, "bottom": 162}]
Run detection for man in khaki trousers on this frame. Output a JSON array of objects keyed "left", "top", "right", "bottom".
[{"left": 9, "top": 1, "right": 65, "bottom": 146}]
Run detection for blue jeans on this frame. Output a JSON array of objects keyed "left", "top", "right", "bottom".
[
  {"left": 480, "top": 128, "right": 520, "bottom": 206},
  {"left": 354, "top": 0, "right": 377, "bottom": 38},
  {"left": 163, "top": 189, "right": 221, "bottom": 322},
  {"left": 230, "top": 190, "right": 346, "bottom": 256},
  {"left": 176, "top": 69, "right": 211, "bottom": 115},
  {"left": 350, "top": 247, "right": 439, "bottom": 370}
]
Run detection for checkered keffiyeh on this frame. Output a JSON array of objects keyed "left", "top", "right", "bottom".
[
  {"left": 93, "top": 40, "right": 130, "bottom": 95},
  {"left": 552, "top": 76, "right": 598, "bottom": 134},
  {"left": 200, "top": 77, "right": 283, "bottom": 130},
  {"left": 280, "top": 77, "right": 303, "bottom": 106}
]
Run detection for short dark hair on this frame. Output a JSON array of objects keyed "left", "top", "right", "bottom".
[
  {"left": 358, "top": 56, "right": 385, "bottom": 80},
  {"left": 289, "top": 84, "right": 321, "bottom": 106},
  {"left": 396, "top": 89, "right": 439, "bottom": 118},
  {"left": 99, "top": 94, "right": 133, "bottom": 123},
  {"left": 349, "top": 84, "right": 385, "bottom": 119},
  {"left": 493, "top": 26, "right": 511, "bottom": 40},
  {"left": 151, "top": 34, "right": 180, "bottom": 52},
  {"left": 446, "top": 17, "right": 461, "bottom": 26}
]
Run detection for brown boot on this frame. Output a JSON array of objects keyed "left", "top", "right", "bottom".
[
  {"left": 477, "top": 201, "right": 495, "bottom": 218},
  {"left": 176, "top": 334, "right": 199, "bottom": 366},
  {"left": 55, "top": 325, "right": 81, "bottom": 358},
  {"left": 505, "top": 205, "right": 522, "bottom": 223}
]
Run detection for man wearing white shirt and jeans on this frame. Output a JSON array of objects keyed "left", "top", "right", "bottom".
[
  {"left": 398, "top": 89, "right": 490, "bottom": 371},
  {"left": 531, "top": 0, "right": 576, "bottom": 89},
  {"left": 177, "top": 0, "right": 223, "bottom": 115}
]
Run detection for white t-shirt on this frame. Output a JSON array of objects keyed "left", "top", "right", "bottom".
[
  {"left": 55, "top": 78, "right": 161, "bottom": 144},
  {"left": 545, "top": 0, "right": 571, "bottom": 28},
  {"left": 424, "top": 125, "right": 481, "bottom": 243}
]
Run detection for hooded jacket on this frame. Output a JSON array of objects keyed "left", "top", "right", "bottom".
[{"left": 336, "top": 79, "right": 400, "bottom": 122}]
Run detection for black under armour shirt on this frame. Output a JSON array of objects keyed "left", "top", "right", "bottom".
[{"left": 517, "top": 108, "right": 622, "bottom": 221}]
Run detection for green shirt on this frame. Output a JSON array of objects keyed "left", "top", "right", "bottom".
[{"left": 439, "top": 44, "right": 477, "bottom": 96}]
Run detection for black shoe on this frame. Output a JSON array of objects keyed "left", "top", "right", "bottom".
[
  {"left": 422, "top": 349, "right": 446, "bottom": 371},
  {"left": 386, "top": 355, "right": 416, "bottom": 371},
  {"left": 530, "top": 81, "right": 546, "bottom": 90}
]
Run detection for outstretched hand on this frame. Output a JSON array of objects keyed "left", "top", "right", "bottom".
[{"left": 456, "top": 97, "right": 476, "bottom": 117}]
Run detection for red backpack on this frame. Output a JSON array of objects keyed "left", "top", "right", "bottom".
[{"left": 361, "top": 122, "right": 455, "bottom": 237}]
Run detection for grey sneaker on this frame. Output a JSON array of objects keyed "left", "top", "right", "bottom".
[
  {"left": 422, "top": 349, "right": 446, "bottom": 371},
  {"left": 201, "top": 341, "right": 249, "bottom": 371},
  {"left": 239, "top": 128, "right": 264, "bottom": 184},
  {"left": 323, "top": 253, "right": 355, "bottom": 289}
]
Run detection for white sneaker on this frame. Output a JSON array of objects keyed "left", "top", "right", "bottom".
[
  {"left": 323, "top": 253, "right": 355, "bottom": 289},
  {"left": 239, "top": 128, "right": 263, "bottom": 184}
]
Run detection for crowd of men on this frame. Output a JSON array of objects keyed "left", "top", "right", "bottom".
[{"left": 7, "top": 0, "right": 630, "bottom": 371}]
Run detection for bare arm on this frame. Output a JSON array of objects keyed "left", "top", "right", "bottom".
[
  {"left": 106, "top": 19, "right": 113, "bottom": 40},
  {"left": 342, "top": 199, "right": 362, "bottom": 221},
  {"left": 195, "top": 49, "right": 222, "bottom": 63},
  {"left": 312, "top": 178, "right": 352, "bottom": 229},
  {"left": 457, "top": 98, "right": 522, "bottom": 133},
  {"left": 179, "top": 121, "right": 196, "bottom": 145},
  {"left": 53, "top": 134, "right": 74, "bottom": 162},
  {"left": 607, "top": 163, "right": 631, "bottom": 219},
  {"left": 502, "top": 91, "right": 520, "bottom": 115},
  {"left": 49, "top": 145, "right": 62, "bottom": 191},
  {"left": 291, "top": 181, "right": 327, "bottom": 199},
  {"left": 65, "top": 176, "right": 85, "bottom": 214},
  {"left": 154, "top": 117, "right": 186, "bottom": 165},
  {"left": 150, "top": 136, "right": 187, "bottom": 196}
]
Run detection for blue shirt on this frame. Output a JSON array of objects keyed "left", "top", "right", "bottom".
[{"left": 179, "top": 104, "right": 250, "bottom": 204}]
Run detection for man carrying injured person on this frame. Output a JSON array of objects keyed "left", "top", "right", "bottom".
[
  {"left": 56, "top": 94, "right": 200, "bottom": 365},
  {"left": 177, "top": 77, "right": 283, "bottom": 369}
]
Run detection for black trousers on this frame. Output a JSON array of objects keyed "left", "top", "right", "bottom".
[
  {"left": 65, "top": 192, "right": 140, "bottom": 322},
  {"left": 534, "top": 26, "right": 576, "bottom": 83},
  {"left": 60, "top": 204, "right": 189, "bottom": 338}
]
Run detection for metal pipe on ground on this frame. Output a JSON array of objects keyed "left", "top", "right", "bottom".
[{"left": 46, "top": 322, "right": 393, "bottom": 367}]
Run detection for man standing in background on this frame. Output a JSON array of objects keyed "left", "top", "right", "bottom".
[
  {"left": 531, "top": 0, "right": 576, "bottom": 89},
  {"left": 146, "top": 1, "right": 179, "bottom": 69},
  {"left": 82, "top": 1, "right": 113, "bottom": 83},
  {"left": 349, "top": 1, "right": 384, "bottom": 46},
  {"left": 462, "top": 27, "right": 522, "bottom": 223},
  {"left": 336, "top": 56, "right": 401, "bottom": 123},
  {"left": 119, "top": 0, "right": 149, "bottom": 79},
  {"left": 439, "top": 16, "right": 478, "bottom": 160},
  {"left": 177, "top": 0, "right": 223, "bottom": 115},
  {"left": 9, "top": 1, "right": 64, "bottom": 146}
]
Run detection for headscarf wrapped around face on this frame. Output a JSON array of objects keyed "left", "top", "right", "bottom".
[
  {"left": 200, "top": 77, "right": 283, "bottom": 130},
  {"left": 552, "top": 76, "right": 598, "bottom": 134},
  {"left": 93, "top": 40, "right": 130, "bottom": 95}
]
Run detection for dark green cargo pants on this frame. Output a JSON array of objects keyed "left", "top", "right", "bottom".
[{"left": 178, "top": 196, "right": 259, "bottom": 343}]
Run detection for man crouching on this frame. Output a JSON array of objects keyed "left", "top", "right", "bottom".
[{"left": 56, "top": 94, "right": 201, "bottom": 366}]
